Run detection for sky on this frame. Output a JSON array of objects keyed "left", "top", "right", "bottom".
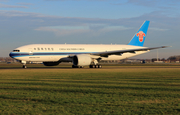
[{"left": 0, "top": 0, "right": 180, "bottom": 59}]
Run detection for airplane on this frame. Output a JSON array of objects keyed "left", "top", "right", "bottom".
[{"left": 9, "top": 20, "right": 169, "bottom": 68}]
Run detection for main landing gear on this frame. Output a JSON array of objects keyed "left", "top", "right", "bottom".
[
  {"left": 72, "top": 59, "right": 102, "bottom": 68},
  {"left": 89, "top": 59, "right": 102, "bottom": 68},
  {"left": 89, "top": 64, "right": 102, "bottom": 68},
  {"left": 72, "top": 64, "right": 102, "bottom": 68}
]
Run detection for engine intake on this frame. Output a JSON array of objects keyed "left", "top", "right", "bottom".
[{"left": 73, "top": 55, "right": 92, "bottom": 66}]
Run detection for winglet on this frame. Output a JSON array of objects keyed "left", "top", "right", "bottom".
[{"left": 128, "top": 21, "right": 150, "bottom": 47}]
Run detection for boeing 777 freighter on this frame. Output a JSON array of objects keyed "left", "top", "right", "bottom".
[{"left": 9, "top": 21, "right": 169, "bottom": 68}]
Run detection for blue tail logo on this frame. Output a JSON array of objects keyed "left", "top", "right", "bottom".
[
  {"left": 137, "top": 31, "right": 145, "bottom": 42},
  {"left": 128, "top": 20, "right": 150, "bottom": 47}
]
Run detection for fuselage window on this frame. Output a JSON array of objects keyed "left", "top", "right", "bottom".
[
  {"left": 38, "top": 48, "right": 40, "bottom": 50},
  {"left": 48, "top": 48, "right": 50, "bottom": 50},
  {"left": 45, "top": 48, "right": 47, "bottom": 50},
  {"left": 34, "top": 48, "right": 36, "bottom": 50},
  {"left": 41, "top": 48, "right": 43, "bottom": 50},
  {"left": 51, "top": 48, "right": 53, "bottom": 50}
]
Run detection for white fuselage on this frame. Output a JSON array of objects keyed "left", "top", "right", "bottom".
[{"left": 9, "top": 44, "right": 148, "bottom": 62}]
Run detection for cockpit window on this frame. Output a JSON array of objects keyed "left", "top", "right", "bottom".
[{"left": 13, "top": 50, "right": 20, "bottom": 52}]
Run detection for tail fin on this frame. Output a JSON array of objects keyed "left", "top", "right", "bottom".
[{"left": 128, "top": 20, "right": 150, "bottom": 47}]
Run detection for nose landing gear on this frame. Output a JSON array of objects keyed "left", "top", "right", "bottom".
[
  {"left": 23, "top": 65, "right": 27, "bottom": 69},
  {"left": 21, "top": 61, "right": 27, "bottom": 69}
]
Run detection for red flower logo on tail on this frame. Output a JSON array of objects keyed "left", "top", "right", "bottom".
[{"left": 136, "top": 31, "right": 145, "bottom": 42}]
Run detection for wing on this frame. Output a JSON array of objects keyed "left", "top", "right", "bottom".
[{"left": 90, "top": 46, "right": 170, "bottom": 57}]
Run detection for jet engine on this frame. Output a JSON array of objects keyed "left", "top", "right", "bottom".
[
  {"left": 73, "top": 54, "right": 92, "bottom": 67},
  {"left": 43, "top": 61, "right": 60, "bottom": 66}
]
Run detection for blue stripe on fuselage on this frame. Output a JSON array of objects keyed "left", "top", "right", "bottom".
[{"left": 9, "top": 52, "right": 93, "bottom": 58}]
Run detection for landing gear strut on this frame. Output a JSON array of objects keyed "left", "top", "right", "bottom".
[
  {"left": 89, "top": 59, "right": 102, "bottom": 68},
  {"left": 21, "top": 61, "right": 27, "bottom": 69}
]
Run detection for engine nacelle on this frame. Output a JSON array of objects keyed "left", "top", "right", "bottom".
[
  {"left": 43, "top": 61, "right": 60, "bottom": 66},
  {"left": 73, "top": 55, "right": 92, "bottom": 66}
]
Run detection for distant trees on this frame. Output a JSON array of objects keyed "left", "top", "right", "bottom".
[{"left": 168, "top": 55, "right": 180, "bottom": 62}]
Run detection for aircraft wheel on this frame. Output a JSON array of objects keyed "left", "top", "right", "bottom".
[
  {"left": 72, "top": 65, "right": 79, "bottom": 68},
  {"left": 23, "top": 65, "right": 27, "bottom": 69},
  {"left": 72, "top": 65, "right": 76, "bottom": 68},
  {"left": 98, "top": 65, "right": 102, "bottom": 68},
  {"left": 90, "top": 65, "right": 101, "bottom": 68},
  {"left": 90, "top": 65, "right": 95, "bottom": 68}
]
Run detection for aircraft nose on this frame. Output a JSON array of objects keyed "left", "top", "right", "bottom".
[{"left": 9, "top": 52, "right": 13, "bottom": 58}]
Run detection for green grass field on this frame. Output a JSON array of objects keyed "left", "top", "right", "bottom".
[{"left": 0, "top": 64, "right": 180, "bottom": 114}]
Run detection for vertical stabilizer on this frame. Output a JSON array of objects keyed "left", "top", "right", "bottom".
[{"left": 128, "top": 21, "right": 150, "bottom": 47}]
